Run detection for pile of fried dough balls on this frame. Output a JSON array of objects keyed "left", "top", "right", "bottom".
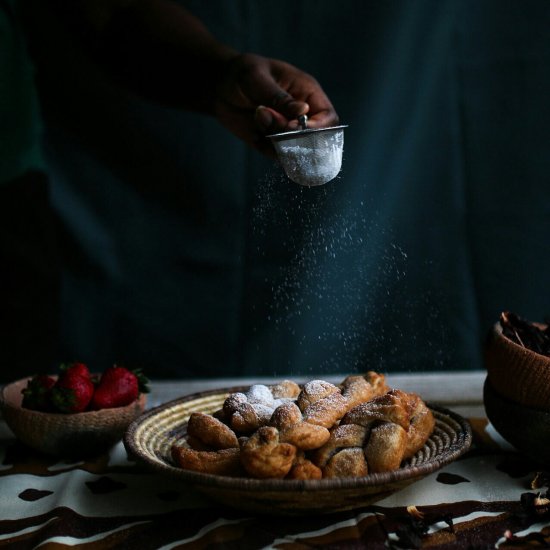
[{"left": 171, "top": 372, "right": 435, "bottom": 480}]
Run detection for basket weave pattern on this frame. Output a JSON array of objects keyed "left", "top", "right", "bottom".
[
  {"left": 124, "top": 387, "right": 472, "bottom": 515},
  {"left": 1, "top": 377, "right": 146, "bottom": 456},
  {"left": 485, "top": 323, "right": 550, "bottom": 411}
]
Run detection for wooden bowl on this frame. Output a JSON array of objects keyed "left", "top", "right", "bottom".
[
  {"left": 485, "top": 321, "right": 550, "bottom": 410},
  {"left": 0, "top": 377, "right": 147, "bottom": 457},
  {"left": 124, "top": 386, "right": 472, "bottom": 516},
  {"left": 484, "top": 377, "right": 550, "bottom": 465}
]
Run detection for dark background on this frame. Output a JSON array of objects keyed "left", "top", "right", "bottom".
[{"left": 20, "top": 0, "right": 550, "bottom": 379}]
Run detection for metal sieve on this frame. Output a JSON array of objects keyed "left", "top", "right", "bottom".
[{"left": 268, "top": 116, "right": 348, "bottom": 187}]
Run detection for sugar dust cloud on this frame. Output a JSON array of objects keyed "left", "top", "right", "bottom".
[{"left": 248, "top": 168, "right": 448, "bottom": 377}]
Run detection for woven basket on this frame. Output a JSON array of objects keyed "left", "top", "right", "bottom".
[
  {"left": 0, "top": 377, "right": 146, "bottom": 457},
  {"left": 485, "top": 322, "right": 550, "bottom": 411},
  {"left": 124, "top": 386, "right": 472, "bottom": 516}
]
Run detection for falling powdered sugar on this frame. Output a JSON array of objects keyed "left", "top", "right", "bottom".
[{"left": 246, "top": 167, "right": 450, "bottom": 376}]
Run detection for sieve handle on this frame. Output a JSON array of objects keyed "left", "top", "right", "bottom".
[{"left": 298, "top": 114, "right": 308, "bottom": 130}]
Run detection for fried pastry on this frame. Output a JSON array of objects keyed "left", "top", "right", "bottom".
[
  {"left": 296, "top": 380, "right": 340, "bottom": 411},
  {"left": 270, "top": 401, "right": 331, "bottom": 450},
  {"left": 302, "top": 391, "right": 349, "bottom": 428},
  {"left": 403, "top": 393, "right": 435, "bottom": 459},
  {"left": 172, "top": 374, "right": 435, "bottom": 480},
  {"left": 240, "top": 426, "right": 297, "bottom": 479},
  {"left": 223, "top": 383, "right": 297, "bottom": 434},
  {"left": 270, "top": 401, "right": 303, "bottom": 429},
  {"left": 311, "top": 423, "right": 369, "bottom": 468},
  {"left": 340, "top": 371, "right": 389, "bottom": 409},
  {"left": 187, "top": 412, "right": 239, "bottom": 450},
  {"left": 171, "top": 446, "right": 243, "bottom": 476},
  {"left": 363, "top": 371, "right": 390, "bottom": 395},
  {"left": 364, "top": 422, "right": 408, "bottom": 473},
  {"left": 340, "top": 375, "right": 377, "bottom": 409},
  {"left": 340, "top": 389, "right": 411, "bottom": 430},
  {"left": 338, "top": 388, "right": 434, "bottom": 473},
  {"left": 271, "top": 379, "right": 301, "bottom": 399},
  {"left": 295, "top": 380, "right": 348, "bottom": 429},
  {"left": 227, "top": 401, "right": 273, "bottom": 433},
  {"left": 323, "top": 447, "right": 369, "bottom": 478},
  {"left": 286, "top": 452, "right": 323, "bottom": 480},
  {"left": 297, "top": 374, "right": 390, "bottom": 430}
]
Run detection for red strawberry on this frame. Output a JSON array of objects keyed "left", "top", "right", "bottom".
[
  {"left": 21, "top": 375, "right": 56, "bottom": 411},
  {"left": 90, "top": 365, "right": 149, "bottom": 410},
  {"left": 51, "top": 368, "right": 95, "bottom": 413},
  {"left": 59, "top": 362, "right": 91, "bottom": 380}
]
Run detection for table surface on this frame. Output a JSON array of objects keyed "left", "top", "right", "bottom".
[{"left": 1, "top": 370, "right": 549, "bottom": 549}]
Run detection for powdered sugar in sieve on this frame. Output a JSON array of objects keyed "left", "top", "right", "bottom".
[{"left": 268, "top": 124, "right": 347, "bottom": 187}]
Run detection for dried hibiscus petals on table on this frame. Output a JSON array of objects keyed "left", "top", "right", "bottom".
[
  {"left": 498, "top": 472, "right": 550, "bottom": 548},
  {"left": 500, "top": 311, "right": 550, "bottom": 356}
]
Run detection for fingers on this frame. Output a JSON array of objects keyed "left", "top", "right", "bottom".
[
  {"left": 214, "top": 53, "right": 339, "bottom": 157},
  {"left": 253, "top": 66, "right": 339, "bottom": 133},
  {"left": 254, "top": 105, "right": 296, "bottom": 137}
]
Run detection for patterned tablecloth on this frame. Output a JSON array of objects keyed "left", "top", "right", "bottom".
[{"left": 1, "top": 385, "right": 549, "bottom": 549}]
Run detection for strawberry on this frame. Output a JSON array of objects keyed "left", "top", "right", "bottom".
[
  {"left": 90, "top": 365, "right": 149, "bottom": 410},
  {"left": 51, "top": 366, "right": 95, "bottom": 413},
  {"left": 21, "top": 374, "right": 56, "bottom": 411},
  {"left": 59, "top": 362, "right": 91, "bottom": 380}
]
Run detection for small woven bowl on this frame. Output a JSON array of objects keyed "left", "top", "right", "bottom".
[
  {"left": 0, "top": 377, "right": 147, "bottom": 457},
  {"left": 484, "top": 321, "right": 550, "bottom": 411}
]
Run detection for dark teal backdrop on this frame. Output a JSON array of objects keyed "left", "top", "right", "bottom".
[{"left": 27, "top": 0, "right": 550, "bottom": 378}]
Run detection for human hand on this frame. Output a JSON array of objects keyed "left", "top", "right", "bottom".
[{"left": 214, "top": 53, "right": 339, "bottom": 157}]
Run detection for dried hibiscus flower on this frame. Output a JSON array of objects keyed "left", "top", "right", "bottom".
[
  {"left": 379, "top": 506, "right": 454, "bottom": 549},
  {"left": 500, "top": 311, "right": 550, "bottom": 356}
]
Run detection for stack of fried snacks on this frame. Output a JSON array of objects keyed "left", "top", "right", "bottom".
[{"left": 171, "top": 372, "right": 435, "bottom": 479}]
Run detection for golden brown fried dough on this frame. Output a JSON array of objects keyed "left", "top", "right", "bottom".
[
  {"left": 403, "top": 393, "right": 435, "bottom": 459},
  {"left": 171, "top": 446, "right": 243, "bottom": 476},
  {"left": 364, "top": 422, "right": 408, "bottom": 473},
  {"left": 223, "top": 392, "right": 247, "bottom": 417},
  {"left": 323, "top": 448, "right": 369, "bottom": 479},
  {"left": 171, "top": 374, "right": 435, "bottom": 480},
  {"left": 228, "top": 402, "right": 269, "bottom": 434},
  {"left": 240, "top": 426, "right": 296, "bottom": 479},
  {"left": 280, "top": 422, "right": 331, "bottom": 450},
  {"left": 271, "top": 380, "right": 301, "bottom": 399},
  {"left": 302, "top": 391, "right": 349, "bottom": 428},
  {"left": 311, "top": 423, "right": 369, "bottom": 468},
  {"left": 270, "top": 402, "right": 303, "bottom": 430},
  {"left": 286, "top": 453, "right": 323, "bottom": 480},
  {"left": 364, "top": 371, "right": 390, "bottom": 396},
  {"left": 341, "top": 375, "right": 377, "bottom": 409},
  {"left": 270, "top": 402, "right": 330, "bottom": 450},
  {"left": 296, "top": 380, "right": 340, "bottom": 411},
  {"left": 187, "top": 412, "right": 239, "bottom": 450},
  {"left": 340, "top": 390, "right": 411, "bottom": 430},
  {"left": 223, "top": 384, "right": 297, "bottom": 434},
  {"left": 333, "top": 388, "right": 434, "bottom": 474}
]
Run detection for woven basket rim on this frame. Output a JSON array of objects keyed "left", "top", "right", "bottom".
[
  {"left": 493, "top": 322, "right": 550, "bottom": 364},
  {"left": 124, "top": 385, "right": 472, "bottom": 493}
]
